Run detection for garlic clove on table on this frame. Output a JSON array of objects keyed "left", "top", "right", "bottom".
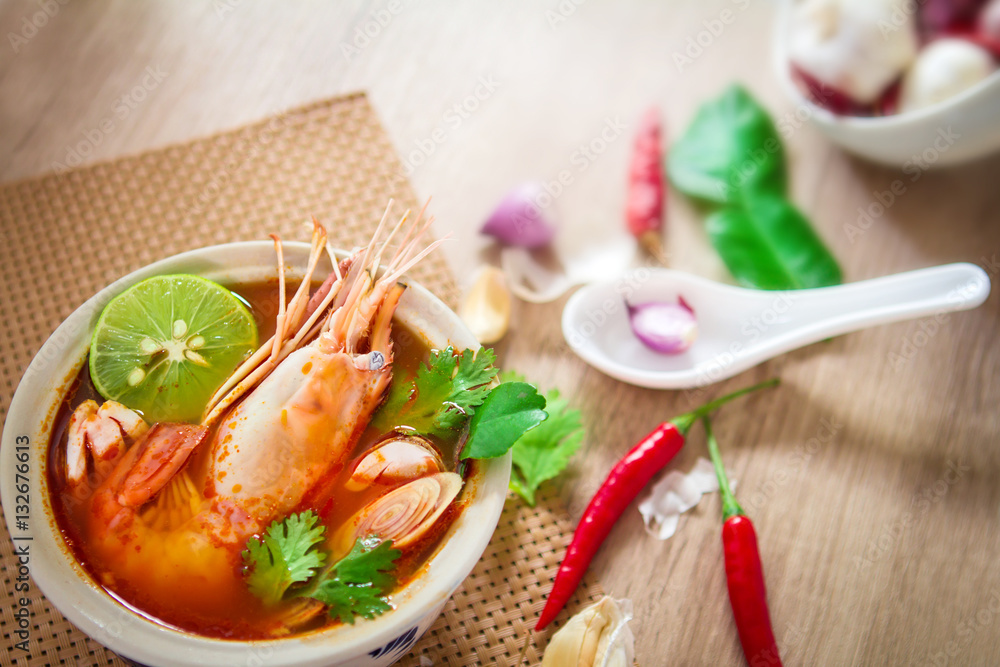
[
  {"left": 541, "top": 596, "right": 635, "bottom": 667},
  {"left": 458, "top": 265, "right": 512, "bottom": 344}
]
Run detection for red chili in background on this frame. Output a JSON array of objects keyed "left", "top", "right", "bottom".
[
  {"left": 535, "top": 378, "right": 778, "bottom": 631},
  {"left": 626, "top": 106, "right": 667, "bottom": 264},
  {"left": 704, "top": 417, "right": 782, "bottom": 667}
]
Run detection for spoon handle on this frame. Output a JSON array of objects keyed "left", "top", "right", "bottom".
[{"left": 779, "top": 262, "right": 990, "bottom": 341}]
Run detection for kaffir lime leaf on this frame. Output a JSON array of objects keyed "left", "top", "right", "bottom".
[{"left": 89, "top": 274, "right": 258, "bottom": 424}]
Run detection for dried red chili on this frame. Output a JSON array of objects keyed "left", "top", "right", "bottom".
[
  {"left": 626, "top": 106, "right": 667, "bottom": 263},
  {"left": 704, "top": 417, "right": 783, "bottom": 667},
  {"left": 534, "top": 378, "right": 778, "bottom": 631}
]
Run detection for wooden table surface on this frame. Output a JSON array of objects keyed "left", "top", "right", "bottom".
[{"left": 2, "top": 1, "right": 998, "bottom": 665}]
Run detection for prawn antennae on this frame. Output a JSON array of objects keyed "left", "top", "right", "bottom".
[
  {"left": 362, "top": 199, "right": 395, "bottom": 270},
  {"left": 202, "top": 201, "right": 444, "bottom": 426},
  {"left": 269, "top": 234, "right": 286, "bottom": 365}
]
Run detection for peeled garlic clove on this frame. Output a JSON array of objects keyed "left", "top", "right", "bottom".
[
  {"left": 899, "top": 38, "right": 996, "bottom": 113},
  {"left": 459, "top": 266, "right": 512, "bottom": 344},
  {"left": 541, "top": 596, "right": 635, "bottom": 667},
  {"left": 337, "top": 472, "right": 462, "bottom": 552},
  {"left": 346, "top": 435, "right": 444, "bottom": 491}
]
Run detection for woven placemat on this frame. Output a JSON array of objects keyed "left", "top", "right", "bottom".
[{"left": 0, "top": 93, "right": 601, "bottom": 666}]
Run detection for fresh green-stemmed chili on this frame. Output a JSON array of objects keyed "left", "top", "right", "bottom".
[
  {"left": 703, "top": 417, "right": 782, "bottom": 667},
  {"left": 534, "top": 378, "right": 778, "bottom": 631}
]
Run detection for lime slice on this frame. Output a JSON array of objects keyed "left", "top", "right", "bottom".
[{"left": 89, "top": 274, "right": 258, "bottom": 424}]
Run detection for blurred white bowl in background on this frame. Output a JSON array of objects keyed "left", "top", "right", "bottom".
[{"left": 773, "top": 0, "right": 1000, "bottom": 168}]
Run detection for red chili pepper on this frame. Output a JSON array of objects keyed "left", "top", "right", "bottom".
[
  {"left": 535, "top": 378, "right": 778, "bottom": 631},
  {"left": 626, "top": 106, "right": 667, "bottom": 264},
  {"left": 704, "top": 417, "right": 782, "bottom": 667}
]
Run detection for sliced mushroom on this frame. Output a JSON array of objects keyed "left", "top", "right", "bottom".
[
  {"left": 337, "top": 472, "right": 462, "bottom": 553},
  {"left": 345, "top": 434, "right": 444, "bottom": 491},
  {"left": 268, "top": 599, "right": 326, "bottom": 637}
]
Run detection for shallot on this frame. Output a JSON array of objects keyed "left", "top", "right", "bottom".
[
  {"left": 481, "top": 183, "right": 556, "bottom": 248},
  {"left": 626, "top": 297, "right": 697, "bottom": 354}
]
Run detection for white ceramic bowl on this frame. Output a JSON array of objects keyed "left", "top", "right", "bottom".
[
  {"left": 773, "top": 0, "right": 1000, "bottom": 168},
  {"left": 0, "top": 242, "right": 510, "bottom": 667}
]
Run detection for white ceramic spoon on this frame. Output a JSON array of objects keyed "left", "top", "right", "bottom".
[{"left": 561, "top": 263, "right": 991, "bottom": 389}]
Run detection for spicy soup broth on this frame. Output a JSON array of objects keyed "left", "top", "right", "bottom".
[{"left": 47, "top": 279, "right": 467, "bottom": 639}]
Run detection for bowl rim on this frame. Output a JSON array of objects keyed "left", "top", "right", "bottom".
[
  {"left": 0, "top": 240, "right": 510, "bottom": 667},
  {"left": 771, "top": 0, "right": 1000, "bottom": 128}
]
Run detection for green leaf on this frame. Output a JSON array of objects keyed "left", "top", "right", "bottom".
[
  {"left": 706, "top": 191, "right": 842, "bottom": 290},
  {"left": 314, "top": 581, "right": 393, "bottom": 624},
  {"left": 371, "top": 347, "right": 498, "bottom": 438},
  {"left": 509, "top": 389, "right": 585, "bottom": 506},
  {"left": 667, "top": 84, "right": 786, "bottom": 205},
  {"left": 302, "top": 537, "right": 401, "bottom": 625},
  {"left": 508, "top": 472, "right": 532, "bottom": 505},
  {"left": 460, "top": 382, "right": 547, "bottom": 460},
  {"left": 242, "top": 511, "right": 327, "bottom": 606},
  {"left": 666, "top": 83, "right": 842, "bottom": 291},
  {"left": 332, "top": 536, "right": 400, "bottom": 591}
]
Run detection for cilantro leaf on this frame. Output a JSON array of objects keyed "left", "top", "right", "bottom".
[
  {"left": 509, "top": 389, "right": 584, "bottom": 506},
  {"left": 302, "top": 537, "right": 401, "bottom": 625},
  {"left": 242, "top": 511, "right": 327, "bottom": 605},
  {"left": 313, "top": 580, "right": 392, "bottom": 624},
  {"left": 432, "top": 347, "right": 498, "bottom": 430},
  {"left": 460, "top": 381, "right": 547, "bottom": 459},
  {"left": 329, "top": 536, "right": 400, "bottom": 590},
  {"left": 372, "top": 347, "right": 498, "bottom": 437}
]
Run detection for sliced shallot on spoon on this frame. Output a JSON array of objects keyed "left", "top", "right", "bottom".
[
  {"left": 562, "top": 263, "right": 990, "bottom": 389},
  {"left": 336, "top": 472, "right": 463, "bottom": 552},
  {"left": 626, "top": 297, "right": 697, "bottom": 354}
]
